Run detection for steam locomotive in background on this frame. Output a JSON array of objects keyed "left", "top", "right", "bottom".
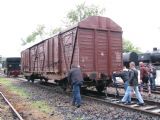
[
  {"left": 4, "top": 57, "right": 21, "bottom": 77},
  {"left": 123, "top": 48, "right": 160, "bottom": 68}
]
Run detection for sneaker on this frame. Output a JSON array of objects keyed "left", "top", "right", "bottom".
[
  {"left": 124, "top": 102, "right": 131, "bottom": 105},
  {"left": 76, "top": 105, "right": 81, "bottom": 108},
  {"left": 72, "top": 102, "right": 75, "bottom": 106},
  {"left": 148, "top": 93, "right": 151, "bottom": 97},
  {"left": 119, "top": 101, "right": 125, "bottom": 104},
  {"left": 137, "top": 103, "right": 144, "bottom": 106}
]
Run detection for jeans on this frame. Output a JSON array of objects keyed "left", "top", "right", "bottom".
[
  {"left": 112, "top": 74, "right": 119, "bottom": 95},
  {"left": 150, "top": 77, "right": 156, "bottom": 90},
  {"left": 121, "top": 86, "right": 132, "bottom": 103},
  {"left": 124, "top": 81, "right": 130, "bottom": 102},
  {"left": 122, "top": 86, "right": 144, "bottom": 104},
  {"left": 124, "top": 81, "right": 129, "bottom": 91},
  {"left": 72, "top": 84, "right": 81, "bottom": 106}
]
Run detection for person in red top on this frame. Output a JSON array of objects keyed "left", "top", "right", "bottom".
[{"left": 139, "top": 62, "right": 151, "bottom": 96}]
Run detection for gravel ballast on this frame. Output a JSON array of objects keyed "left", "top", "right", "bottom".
[{"left": 9, "top": 79, "right": 160, "bottom": 120}]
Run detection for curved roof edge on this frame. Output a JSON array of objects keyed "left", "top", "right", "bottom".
[{"left": 78, "top": 16, "right": 122, "bottom": 31}]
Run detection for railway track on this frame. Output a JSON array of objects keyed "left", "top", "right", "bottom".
[
  {"left": 25, "top": 78, "right": 160, "bottom": 117},
  {"left": 5, "top": 77, "right": 160, "bottom": 117},
  {"left": 84, "top": 94, "right": 160, "bottom": 117},
  {"left": 0, "top": 92, "right": 23, "bottom": 120},
  {"left": 82, "top": 89, "right": 160, "bottom": 117},
  {"left": 112, "top": 83, "right": 160, "bottom": 94}
]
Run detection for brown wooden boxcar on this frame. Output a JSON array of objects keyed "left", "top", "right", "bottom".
[{"left": 21, "top": 16, "right": 123, "bottom": 92}]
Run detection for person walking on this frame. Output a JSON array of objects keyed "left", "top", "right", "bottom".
[
  {"left": 68, "top": 64, "right": 84, "bottom": 108},
  {"left": 112, "top": 65, "right": 129, "bottom": 90},
  {"left": 121, "top": 62, "right": 144, "bottom": 105},
  {"left": 139, "top": 62, "right": 151, "bottom": 96},
  {"left": 149, "top": 64, "right": 157, "bottom": 91},
  {"left": 112, "top": 65, "right": 130, "bottom": 99}
]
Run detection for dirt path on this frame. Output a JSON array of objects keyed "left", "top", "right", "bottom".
[{"left": 0, "top": 78, "right": 63, "bottom": 120}]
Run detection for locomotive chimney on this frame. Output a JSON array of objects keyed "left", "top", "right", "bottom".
[{"left": 153, "top": 47, "right": 157, "bottom": 51}]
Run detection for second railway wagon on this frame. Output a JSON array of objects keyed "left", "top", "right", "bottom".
[
  {"left": 21, "top": 16, "right": 123, "bottom": 92},
  {"left": 4, "top": 57, "right": 21, "bottom": 77}
]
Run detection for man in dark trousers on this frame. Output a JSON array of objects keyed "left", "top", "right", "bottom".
[
  {"left": 68, "top": 64, "right": 84, "bottom": 108},
  {"left": 149, "top": 64, "right": 157, "bottom": 90},
  {"left": 139, "top": 62, "right": 151, "bottom": 96}
]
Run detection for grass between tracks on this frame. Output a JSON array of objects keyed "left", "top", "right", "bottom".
[{"left": 0, "top": 77, "right": 52, "bottom": 113}]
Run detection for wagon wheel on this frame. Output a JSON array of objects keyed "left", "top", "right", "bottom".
[
  {"left": 61, "top": 81, "right": 68, "bottom": 91},
  {"left": 31, "top": 79, "right": 34, "bottom": 83},
  {"left": 60, "top": 78, "right": 68, "bottom": 91},
  {"left": 29, "top": 75, "right": 34, "bottom": 83},
  {"left": 39, "top": 78, "right": 43, "bottom": 83},
  {"left": 44, "top": 78, "right": 48, "bottom": 83},
  {"left": 25, "top": 76, "right": 30, "bottom": 82},
  {"left": 96, "top": 85, "right": 105, "bottom": 93}
]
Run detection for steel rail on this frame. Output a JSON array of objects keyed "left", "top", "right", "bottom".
[
  {"left": 82, "top": 95, "right": 160, "bottom": 117},
  {"left": 112, "top": 83, "right": 160, "bottom": 94},
  {"left": 0, "top": 92, "right": 24, "bottom": 120}
]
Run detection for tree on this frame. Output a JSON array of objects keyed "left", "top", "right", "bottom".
[
  {"left": 22, "top": 25, "right": 62, "bottom": 45},
  {"left": 123, "top": 39, "right": 141, "bottom": 53},
  {"left": 65, "top": 2, "right": 106, "bottom": 26},
  {"left": 35, "top": 24, "right": 45, "bottom": 40},
  {"left": 22, "top": 24, "right": 46, "bottom": 45},
  {"left": 21, "top": 31, "right": 38, "bottom": 45},
  {"left": 48, "top": 27, "right": 62, "bottom": 37}
]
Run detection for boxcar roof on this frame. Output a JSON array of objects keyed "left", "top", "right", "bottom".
[
  {"left": 78, "top": 16, "right": 122, "bottom": 31},
  {"left": 60, "top": 16, "right": 122, "bottom": 34},
  {"left": 22, "top": 16, "right": 122, "bottom": 51}
]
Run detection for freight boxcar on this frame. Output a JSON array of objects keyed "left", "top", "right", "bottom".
[
  {"left": 4, "top": 57, "right": 21, "bottom": 77},
  {"left": 21, "top": 16, "right": 123, "bottom": 92}
]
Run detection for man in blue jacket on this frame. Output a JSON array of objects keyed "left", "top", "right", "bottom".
[
  {"left": 112, "top": 66, "right": 129, "bottom": 91},
  {"left": 68, "top": 64, "right": 84, "bottom": 108},
  {"left": 112, "top": 66, "right": 129, "bottom": 98}
]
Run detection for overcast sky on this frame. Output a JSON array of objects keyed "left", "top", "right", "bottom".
[{"left": 0, "top": 0, "right": 160, "bottom": 57}]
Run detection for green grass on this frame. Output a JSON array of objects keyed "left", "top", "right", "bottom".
[
  {"left": 0, "top": 77, "right": 29, "bottom": 98},
  {"left": 0, "top": 77, "right": 52, "bottom": 113},
  {"left": 31, "top": 101, "right": 52, "bottom": 113},
  {"left": 0, "top": 77, "right": 12, "bottom": 86},
  {"left": 76, "top": 118, "right": 84, "bottom": 120}
]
